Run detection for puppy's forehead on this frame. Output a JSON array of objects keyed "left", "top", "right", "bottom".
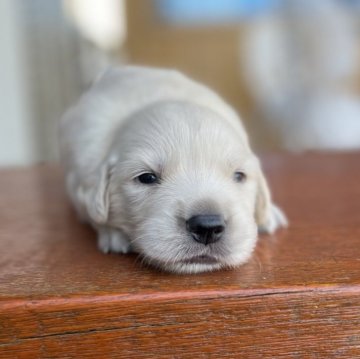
[{"left": 118, "top": 101, "right": 251, "bottom": 172}]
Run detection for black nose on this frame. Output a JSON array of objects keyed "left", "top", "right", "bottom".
[{"left": 186, "top": 215, "right": 225, "bottom": 245}]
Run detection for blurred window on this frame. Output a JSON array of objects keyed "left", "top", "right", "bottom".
[{"left": 156, "top": 0, "right": 279, "bottom": 25}]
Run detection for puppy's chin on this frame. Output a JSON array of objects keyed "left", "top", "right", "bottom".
[
  {"left": 166, "top": 262, "right": 225, "bottom": 274},
  {"left": 143, "top": 257, "right": 225, "bottom": 274},
  {"left": 141, "top": 252, "right": 254, "bottom": 274}
]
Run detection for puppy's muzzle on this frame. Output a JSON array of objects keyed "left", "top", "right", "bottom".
[{"left": 186, "top": 214, "right": 225, "bottom": 245}]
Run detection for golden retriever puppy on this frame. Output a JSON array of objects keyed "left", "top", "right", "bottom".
[{"left": 59, "top": 66, "right": 287, "bottom": 273}]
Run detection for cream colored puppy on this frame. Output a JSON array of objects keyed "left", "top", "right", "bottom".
[{"left": 59, "top": 66, "right": 287, "bottom": 273}]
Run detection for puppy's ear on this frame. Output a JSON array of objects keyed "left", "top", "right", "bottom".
[
  {"left": 255, "top": 161, "right": 288, "bottom": 234},
  {"left": 81, "top": 162, "right": 113, "bottom": 224}
]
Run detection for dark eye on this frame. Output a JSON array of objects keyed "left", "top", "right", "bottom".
[
  {"left": 234, "top": 171, "right": 246, "bottom": 183},
  {"left": 137, "top": 172, "right": 159, "bottom": 185}
]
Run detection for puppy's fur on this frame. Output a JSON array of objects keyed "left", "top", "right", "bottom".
[{"left": 59, "top": 66, "right": 287, "bottom": 273}]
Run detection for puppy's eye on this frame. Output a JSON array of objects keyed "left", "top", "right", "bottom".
[
  {"left": 137, "top": 172, "right": 159, "bottom": 185},
  {"left": 234, "top": 171, "right": 246, "bottom": 183}
]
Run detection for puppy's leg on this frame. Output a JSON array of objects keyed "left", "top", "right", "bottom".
[
  {"left": 258, "top": 204, "right": 288, "bottom": 234},
  {"left": 97, "top": 227, "right": 133, "bottom": 254}
]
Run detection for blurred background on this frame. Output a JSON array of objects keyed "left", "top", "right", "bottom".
[{"left": 1, "top": 0, "right": 360, "bottom": 167}]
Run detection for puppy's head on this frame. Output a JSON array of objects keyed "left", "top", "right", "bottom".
[{"left": 88, "top": 102, "right": 274, "bottom": 273}]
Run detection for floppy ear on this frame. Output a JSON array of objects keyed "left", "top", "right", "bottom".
[
  {"left": 81, "top": 162, "right": 113, "bottom": 225},
  {"left": 255, "top": 162, "right": 288, "bottom": 234}
]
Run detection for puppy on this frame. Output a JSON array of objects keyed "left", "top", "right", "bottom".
[{"left": 59, "top": 66, "right": 287, "bottom": 273}]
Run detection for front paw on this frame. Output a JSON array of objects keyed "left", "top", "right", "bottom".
[
  {"left": 97, "top": 227, "right": 133, "bottom": 254},
  {"left": 258, "top": 204, "right": 288, "bottom": 234}
]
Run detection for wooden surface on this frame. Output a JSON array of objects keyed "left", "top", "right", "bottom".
[{"left": 1, "top": 153, "right": 360, "bottom": 358}]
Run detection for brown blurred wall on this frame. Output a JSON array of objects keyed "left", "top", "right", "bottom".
[
  {"left": 124, "top": 0, "right": 268, "bottom": 146},
  {"left": 124, "top": 1, "right": 360, "bottom": 151}
]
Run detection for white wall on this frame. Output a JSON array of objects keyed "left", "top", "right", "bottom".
[
  {"left": 0, "top": 0, "right": 126, "bottom": 167},
  {"left": 0, "top": 0, "right": 35, "bottom": 166},
  {"left": 0, "top": 0, "right": 88, "bottom": 167}
]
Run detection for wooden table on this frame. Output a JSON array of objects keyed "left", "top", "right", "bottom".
[{"left": 1, "top": 153, "right": 360, "bottom": 358}]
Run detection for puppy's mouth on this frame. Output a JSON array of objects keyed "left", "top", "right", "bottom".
[{"left": 180, "top": 255, "right": 219, "bottom": 265}]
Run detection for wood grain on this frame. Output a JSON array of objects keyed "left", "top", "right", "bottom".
[{"left": 1, "top": 153, "right": 360, "bottom": 358}]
